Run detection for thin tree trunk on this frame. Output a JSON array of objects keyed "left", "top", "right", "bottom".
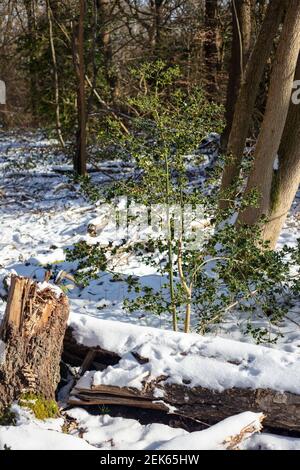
[
  {"left": 152, "top": 0, "right": 164, "bottom": 55},
  {"left": 46, "top": 0, "right": 65, "bottom": 149},
  {"left": 261, "top": 57, "right": 300, "bottom": 247},
  {"left": 219, "top": 0, "right": 287, "bottom": 205},
  {"left": 23, "top": 0, "right": 39, "bottom": 121},
  {"left": 222, "top": 0, "right": 253, "bottom": 149},
  {"left": 238, "top": 1, "right": 300, "bottom": 228},
  {"left": 73, "top": 0, "right": 87, "bottom": 176},
  {"left": 98, "top": 0, "right": 119, "bottom": 102},
  {"left": 204, "top": 0, "right": 220, "bottom": 100}
]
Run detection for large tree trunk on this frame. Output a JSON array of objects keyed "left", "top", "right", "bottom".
[
  {"left": 261, "top": 57, "right": 300, "bottom": 247},
  {"left": 238, "top": 1, "right": 300, "bottom": 227},
  {"left": 0, "top": 276, "right": 69, "bottom": 411},
  {"left": 222, "top": 0, "right": 253, "bottom": 149},
  {"left": 219, "top": 0, "right": 287, "bottom": 205}
]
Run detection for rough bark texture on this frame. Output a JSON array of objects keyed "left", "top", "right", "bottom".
[
  {"left": 222, "top": 0, "right": 253, "bottom": 149},
  {"left": 220, "top": 0, "right": 287, "bottom": 204},
  {"left": 262, "top": 56, "right": 300, "bottom": 247},
  {"left": 238, "top": 1, "right": 300, "bottom": 227},
  {"left": 0, "top": 276, "right": 69, "bottom": 411}
]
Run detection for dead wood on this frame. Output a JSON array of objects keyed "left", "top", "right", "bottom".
[{"left": 0, "top": 276, "right": 69, "bottom": 410}]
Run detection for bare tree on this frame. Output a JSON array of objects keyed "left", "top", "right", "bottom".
[
  {"left": 98, "top": 0, "right": 120, "bottom": 102},
  {"left": 222, "top": 0, "right": 253, "bottom": 148},
  {"left": 23, "top": 0, "right": 39, "bottom": 121},
  {"left": 46, "top": 0, "right": 65, "bottom": 148},
  {"left": 204, "top": 0, "right": 221, "bottom": 99}
]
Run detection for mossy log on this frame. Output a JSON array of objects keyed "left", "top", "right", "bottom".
[{"left": 0, "top": 276, "right": 69, "bottom": 411}]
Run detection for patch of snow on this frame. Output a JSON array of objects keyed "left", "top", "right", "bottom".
[
  {"left": 158, "top": 411, "right": 262, "bottom": 450},
  {"left": 93, "top": 353, "right": 150, "bottom": 390},
  {"left": 0, "top": 424, "right": 95, "bottom": 450},
  {"left": 66, "top": 408, "right": 186, "bottom": 450},
  {"left": 243, "top": 432, "right": 300, "bottom": 451}
]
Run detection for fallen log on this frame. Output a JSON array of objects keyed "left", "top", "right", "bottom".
[
  {"left": 66, "top": 318, "right": 300, "bottom": 432},
  {"left": 69, "top": 370, "right": 300, "bottom": 431},
  {"left": 0, "top": 276, "right": 69, "bottom": 410}
]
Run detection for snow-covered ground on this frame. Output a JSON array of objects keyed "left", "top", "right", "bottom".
[
  {"left": 0, "top": 130, "right": 299, "bottom": 450},
  {"left": 1, "top": 404, "right": 300, "bottom": 451},
  {"left": 0, "top": 404, "right": 266, "bottom": 450}
]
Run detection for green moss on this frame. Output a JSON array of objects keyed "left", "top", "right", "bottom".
[
  {"left": 18, "top": 393, "right": 59, "bottom": 420},
  {"left": 0, "top": 408, "right": 17, "bottom": 426}
]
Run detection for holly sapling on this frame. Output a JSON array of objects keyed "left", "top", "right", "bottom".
[{"left": 65, "top": 61, "right": 299, "bottom": 341}]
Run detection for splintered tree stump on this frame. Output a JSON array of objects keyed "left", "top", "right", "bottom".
[{"left": 0, "top": 276, "right": 69, "bottom": 411}]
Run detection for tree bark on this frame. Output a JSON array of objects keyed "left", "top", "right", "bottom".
[
  {"left": 261, "top": 56, "right": 300, "bottom": 247},
  {"left": 219, "top": 0, "right": 287, "bottom": 205},
  {"left": 46, "top": 0, "right": 65, "bottom": 148},
  {"left": 222, "top": 0, "right": 253, "bottom": 149},
  {"left": 0, "top": 276, "right": 69, "bottom": 411},
  {"left": 23, "top": 0, "right": 39, "bottom": 122},
  {"left": 238, "top": 1, "right": 300, "bottom": 227},
  {"left": 150, "top": 0, "right": 164, "bottom": 55},
  {"left": 98, "top": 0, "right": 119, "bottom": 102},
  {"left": 204, "top": 0, "right": 221, "bottom": 100},
  {"left": 73, "top": 0, "right": 87, "bottom": 176}
]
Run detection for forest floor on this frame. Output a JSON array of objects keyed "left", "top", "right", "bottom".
[{"left": 0, "top": 130, "right": 300, "bottom": 450}]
